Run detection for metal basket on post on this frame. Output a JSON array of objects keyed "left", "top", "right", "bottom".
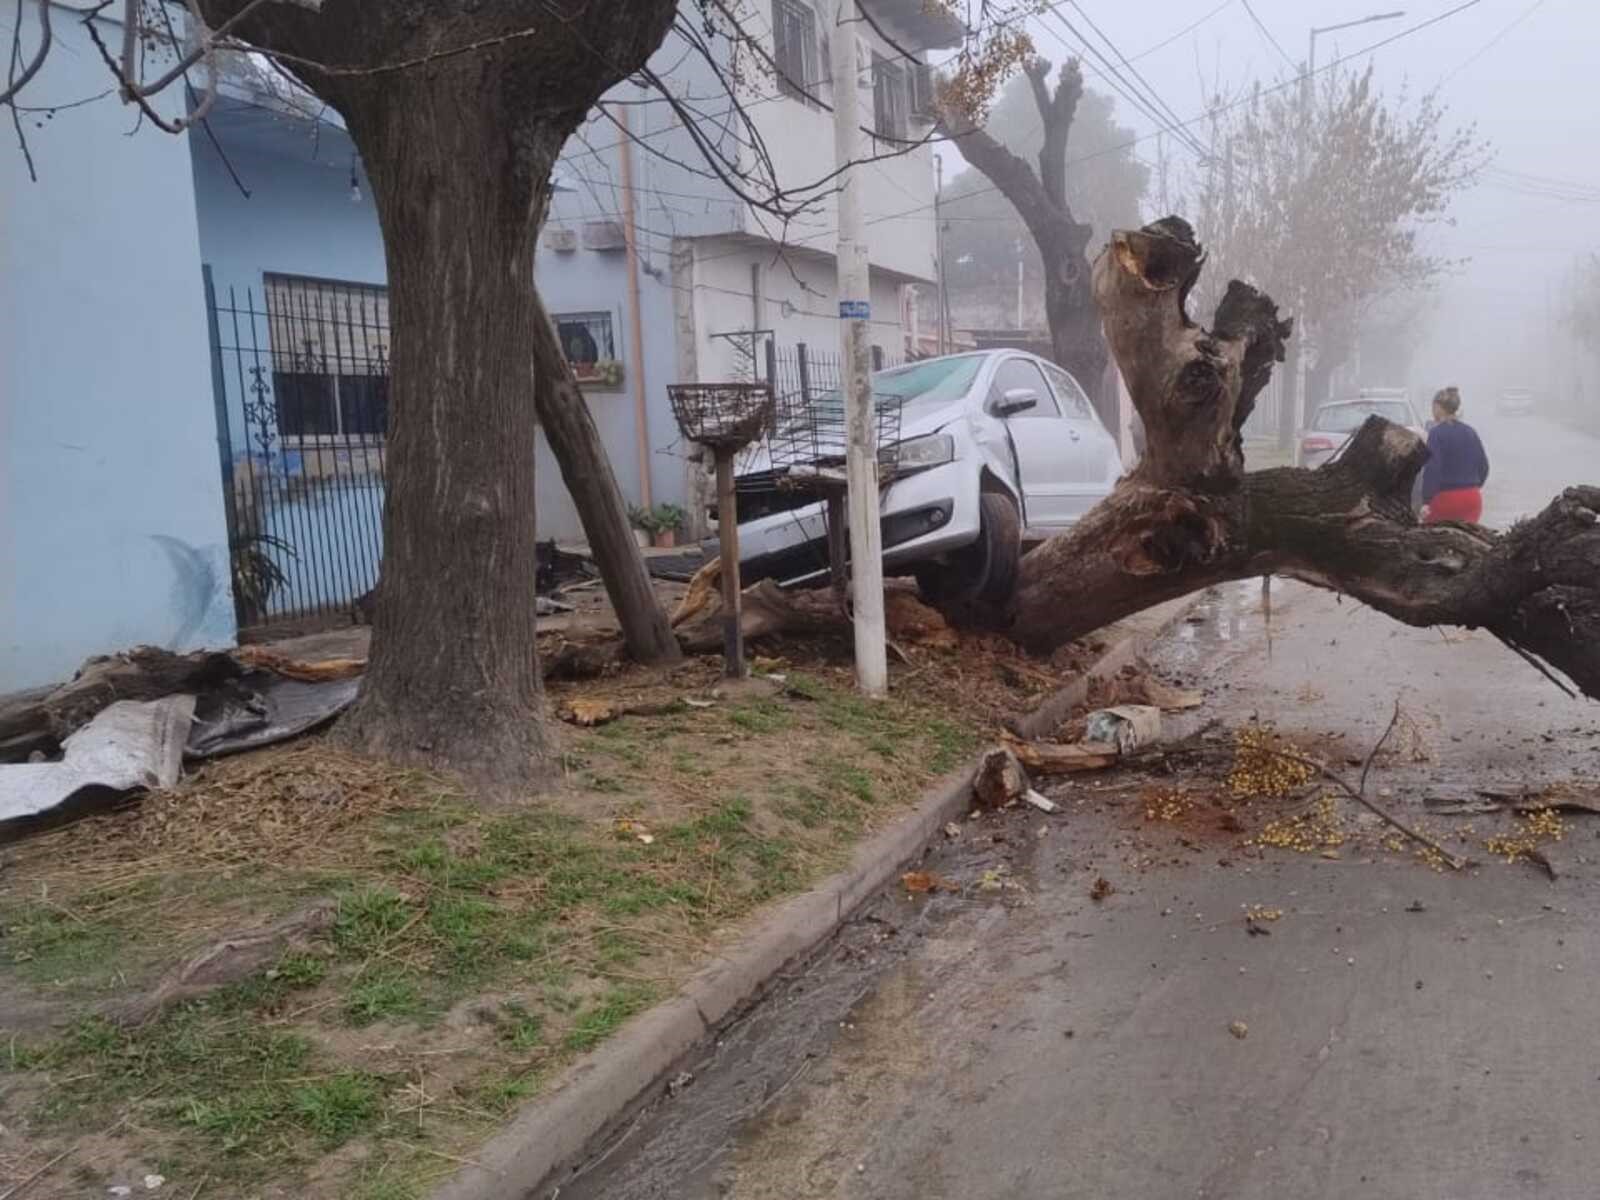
[
  {"left": 766, "top": 350, "right": 903, "bottom": 602},
  {"left": 666, "top": 383, "right": 776, "bottom": 678},
  {"left": 668, "top": 382, "right": 776, "bottom": 452}
]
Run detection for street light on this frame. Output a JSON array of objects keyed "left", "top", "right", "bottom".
[{"left": 1307, "top": 10, "right": 1405, "bottom": 79}]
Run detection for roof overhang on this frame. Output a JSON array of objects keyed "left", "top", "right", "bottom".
[{"left": 860, "top": 0, "right": 967, "bottom": 51}]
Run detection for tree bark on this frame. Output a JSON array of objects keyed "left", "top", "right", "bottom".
[
  {"left": 938, "top": 59, "right": 1109, "bottom": 425},
  {"left": 1010, "top": 218, "right": 1600, "bottom": 702},
  {"left": 196, "top": 0, "right": 682, "bottom": 787},
  {"left": 330, "top": 82, "right": 552, "bottom": 786},
  {"left": 529, "top": 292, "right": 680, "bottom": 666}
]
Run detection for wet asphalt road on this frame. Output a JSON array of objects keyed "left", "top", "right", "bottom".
[{"left": 551, "top": 412, "right": 1600, "bottom": 1200}]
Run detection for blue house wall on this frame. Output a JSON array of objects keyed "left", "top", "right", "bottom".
[
  {"left": 190, "top": 96, "right": 687, "bottom": 581},
  {"left": 1, "top": 8, "right": 235, "bottom": 689}
]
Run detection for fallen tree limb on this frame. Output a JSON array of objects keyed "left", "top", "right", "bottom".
[
  {"left": 0, "top": 647, "right": 243, "bottom": 762},
  {"left": 1004, "top": 217, "right": 1600, "bottom": 702}
]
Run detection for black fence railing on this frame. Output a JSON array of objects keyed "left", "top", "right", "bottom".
[{"left": 205, "top": 268, "right": 390, "bottom": 632}]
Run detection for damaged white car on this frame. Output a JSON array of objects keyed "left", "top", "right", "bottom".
[{"left": 712, "top": 350, "right": 1124, "bottom": 604}]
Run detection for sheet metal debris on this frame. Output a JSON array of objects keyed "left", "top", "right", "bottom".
[{"left": 0, "top": 695, "right": 195, "bottom": 824}]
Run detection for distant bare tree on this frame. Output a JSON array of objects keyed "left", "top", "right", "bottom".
[{"left": 1192, "top": 65, "right": 1484, "bottom": 435}]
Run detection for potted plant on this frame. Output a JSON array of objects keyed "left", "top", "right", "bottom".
[{"left": 647, "top": 503, "right": 685, "bottom": 548}]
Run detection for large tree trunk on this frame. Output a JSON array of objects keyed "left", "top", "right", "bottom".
[
  {"left": 529, "top": 292, "right": 680, "bottom": 666},
  {"left": 939, "top": 59, "right": 1109, "bottom": 424},
  {"left": 1010, "top": 218, "right": 1600, "bottom": 701},
  {"left": 331, "top": 82, "right": 553, "bottom": 785},
  {"left": 201, "top": 0, "right": 682, "bottom": 787}
]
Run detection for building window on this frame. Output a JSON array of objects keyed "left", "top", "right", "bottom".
[
  {"left": 264, "top": 274, "right": 390, "bottom": 441},
  {"left": 773, "top": 0, "right": 819, "bottom": 103},
  {"left": 872, "top": 52, "right": 908, "bottom": 141},
  {"left": 556, "top": 311, "right": 618, "bottom": 383}
]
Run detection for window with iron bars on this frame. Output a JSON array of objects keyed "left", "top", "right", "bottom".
[
  {"left": 263, "top": 274, "right": 390, "bottom": 442},
  {"left": 773, "top": 0, "right": 820, "bottom": 104},
  {"left": 872, "top": 52, "right": 908, "bottom": 141}
]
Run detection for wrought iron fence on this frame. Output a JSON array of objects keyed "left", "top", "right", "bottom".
[{"left": 205, "top": 269, "right": 390, "bottom": 632}]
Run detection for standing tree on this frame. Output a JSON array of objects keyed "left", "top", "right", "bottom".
[
  {"left": 1193, "top": 65, "right": 1484, "bottom": 438},
  {"left": 179, "top": 0, "right": 687, "bottom": 788},
  {"left": 936, "top": 58, "right": 1115, "bottom": 425},
  {"left": 940, "top": 75, "right": 1148, "bottom": 340}
]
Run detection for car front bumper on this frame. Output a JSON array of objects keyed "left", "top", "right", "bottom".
[{"left": 713, "top": 460, "right": 983, "bottom": 586}]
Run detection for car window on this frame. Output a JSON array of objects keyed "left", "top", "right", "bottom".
[
  {"left": 988, "top": 359, "right": 1060, "bottom": 418},
  {"left": 1040, "top": 363, "right": 1094, "bottom": 419},
  {"left": 1312, "top": 401, "right": 1413, "bottom": 432},
  {"left": 776, "top": 354, "right": 986, "bottom": 436}
]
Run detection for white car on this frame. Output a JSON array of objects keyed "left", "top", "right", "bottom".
[
  {"left": 715, "top": 350, "right": 1123, "bottom": 604},
  {"left": 1498, "top": 387, "right": 1535, "bottom": 416}
]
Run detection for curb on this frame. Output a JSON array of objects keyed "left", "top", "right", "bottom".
[
  {"left": 1012, "top": 595, "right": 1201, "bottom": 741},
  {"left": 430, "top": 599, "right": 1199, "bottom": 1200}
]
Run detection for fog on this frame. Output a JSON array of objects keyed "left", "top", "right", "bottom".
[{"left": 979, "top": 0, "right": 1597, "bottom": 419}]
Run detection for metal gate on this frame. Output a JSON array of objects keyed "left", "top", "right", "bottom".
[{"left": 204, "top": 267, "right": 390, "bottom": 633}]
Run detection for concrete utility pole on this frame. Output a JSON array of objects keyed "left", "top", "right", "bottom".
[
  {"left": 934, "top": 152, "right": 949, "bottom": 355},
  {"left": 830, "top": 0, "right": 887, "bottom": 696},
  {"left": 1014, "top": 238, "right": 1025, "bottom": 329},
  {"left": 1284, "top": 9, "right": 1405, "bottom": 446}
]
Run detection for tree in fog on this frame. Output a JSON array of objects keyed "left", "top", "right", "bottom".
[
  {"left": 936, "top": 58, "right": 1126, "bottom": 426},
  {"left": 940, "top": 76, "right": 1149, "bottom": 341},
  {"left": 1193, "top": 65, "right": 1485, "bottom": 420}
]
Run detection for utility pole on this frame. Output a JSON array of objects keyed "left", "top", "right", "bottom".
[
  {"left": 934, "top": 152, "right": 949, "bottom": 355},
  {"left": 830, "top": 0, "right": 887, "bottom": 697},
  {"left": 1157, "top": 130, "right": 1169, "bottom": 213},
  {"left": 1014, "top": 237, "right": 1024, "bottom": 329},
  {"left": 1285, "top": 10, "right": 1405, "bottom": 448}
]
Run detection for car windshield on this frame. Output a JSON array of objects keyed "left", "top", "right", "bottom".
[
  {"left": 1313, "top": 400, "right": 1413, "bottom": 432},
  {"left": 777, "top": 354, "right": 986, "bottom": 434}
]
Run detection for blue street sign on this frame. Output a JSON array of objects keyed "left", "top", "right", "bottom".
[{"left": 838, "top": 300, "right": 871, "bottom": 320}]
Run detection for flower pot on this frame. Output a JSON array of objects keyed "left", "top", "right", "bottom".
[
  {"left": 653, "top": 529, "right": 678, "bottom": 549},
  {"left": 632, "top": 528, "right": 650, "bottom": 549}
]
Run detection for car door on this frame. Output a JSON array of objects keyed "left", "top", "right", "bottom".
[
  {"left": 987, "top": 357, "right": 1078, "bottom": 532},
  {"left": 1039, "top": 361, "right": 1119, "bottom": 516}
]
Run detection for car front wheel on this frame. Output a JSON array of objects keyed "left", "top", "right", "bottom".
[{"left": 915, "top": 491, "right": 1021, "bottom": 607}]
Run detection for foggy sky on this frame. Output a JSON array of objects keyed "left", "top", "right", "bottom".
[{"left": 985, "top": 0, "right": 1594, "bottom": 401}]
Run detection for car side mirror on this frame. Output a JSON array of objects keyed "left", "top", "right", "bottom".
[{"left": 993, "top": 388, "right": 1039, "bottom": 417}]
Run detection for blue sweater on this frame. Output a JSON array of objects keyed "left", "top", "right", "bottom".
[{"left": 1421, "top": 420, "right": 1489, "bottom": 501}]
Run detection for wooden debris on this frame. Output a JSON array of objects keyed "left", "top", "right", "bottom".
[
  {"left": 1139, "top": 677, "right": 1204, "bottom": 710},
  {"left": 0, "top": 646, "right": 243, "bottom": 762},
  {"left": 972, "top": 746, "right": 1028, "bottom": 809},
  {"left": 1005, "top": 736, "right": 1119, "bottom": 774},
  {"left": 232, "top": 645, "right": 366, "bottom": 681}
]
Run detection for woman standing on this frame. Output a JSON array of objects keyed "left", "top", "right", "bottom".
[{"left": 1420, "top": 386, "right": 1489, "bottom": 524}]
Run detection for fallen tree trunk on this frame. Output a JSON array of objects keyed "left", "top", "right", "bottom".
[
  {"left": 1008, "top": 218, "right": 1600, "bottom": 699},
  {"left": 0, "top": 647, "right": 243, "bottom": 761}
]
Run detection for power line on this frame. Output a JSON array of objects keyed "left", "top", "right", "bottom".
[
  {"left": 1066, "top": 0, "right": 1210, "bottom": 153},
  {"left": 1045, "top": 10, "right": 1209, "bottom": 160},
  {"left": 690, "top": 0, "right": 1490, "bottom": 270},
  {"left": 1239, "top": 0, "right": 1296, "bottom": 71},
  {"left": 1440, "top": 0, "right": 1549, "bottom": 84}
]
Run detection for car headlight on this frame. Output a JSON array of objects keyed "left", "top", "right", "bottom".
[{"left": 884, "top": 432, "right": 955, "bottom": 472}]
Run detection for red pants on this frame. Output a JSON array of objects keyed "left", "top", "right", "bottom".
[{"left": 1425, "top": 487, "right": 1482, "bottom": 524}]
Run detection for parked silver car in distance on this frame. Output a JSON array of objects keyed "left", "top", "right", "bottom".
[
  {"left": 718, "top": 350, "right": 1124, "bottom": 604},
  {"left": 1498, "top": 387, "right": 1535, "bottom": 416},
  {"left": 1297, "top": 389, "right": 1425, "bottom": 469}
]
